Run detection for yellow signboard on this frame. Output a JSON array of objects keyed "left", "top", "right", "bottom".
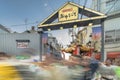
[{"left": 59, "top": 4, "right": 78, "bottom": 22}]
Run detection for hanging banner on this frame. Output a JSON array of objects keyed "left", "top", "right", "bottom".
[
  {"left": 92, "top": 27, "right": 101, "bottom": 40},
  {"left": 42, "top": 33, "right": 48, "bottom": 44},
  {"left": 92, "top": 26, "right": 101, "bottom": 52},
  {"left": 58, "top": 4, "right": 78, "bottom": 22}
]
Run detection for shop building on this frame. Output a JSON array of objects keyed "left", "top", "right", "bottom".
[{"left": 92, "top": 0, "right": 120, "bottom": 58}]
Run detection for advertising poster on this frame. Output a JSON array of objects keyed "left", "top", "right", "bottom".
[
  {"left": 92, "top": 26, "right": 101, "bottom": 52},
  {"left": 92, "top": 27, "right": 101, "bottom": 41},
  {"left": 42, "top": 33, "right": 48, "bottom": 44},
  {"left": 17, "top": 42, "right": 29, "bottom": 48}
]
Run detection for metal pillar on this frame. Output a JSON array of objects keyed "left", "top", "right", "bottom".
[
  {"left": 101, "top": 19, "right": 105, "bottom": 62},
  {"left": 38, "top": 28, "right": 43, "bottom": 61}
]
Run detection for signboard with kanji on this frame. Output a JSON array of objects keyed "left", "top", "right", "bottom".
[{"left": 58, "top": 4, "right": 78, "bottom": 22}]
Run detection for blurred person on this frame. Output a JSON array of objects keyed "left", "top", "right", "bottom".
[
  {"left": 45, "top": 43, "right": 51, "bottom": 58},
  {"left": 68, "top": 55, "right": 99, "bottom": 80},
  {"left": 105, "top": 59, "right": 112, "bottom": 66},
  {"left": 113, "top": 57, "right": 120, "bottom": 80},
  {"left": 98, "top": 59, "right": 116, "bottom": 80},
  {"left": 111, "top": 59, "right": 115, "bottom": 65},
  {"left": 81, "top": 57, "right": 93, "bottom": 80},
  {"left": 115, "top": 57, "right": 120, "bottom": 66},
  {"left": 82, "top": 55, "right": 99, "bottom": 80},
  {"left": 114, "top": 66, "right": 120, "bottom": 80},
  {"left": 61, "top": 50, "right": 65, "bottom": 60}
]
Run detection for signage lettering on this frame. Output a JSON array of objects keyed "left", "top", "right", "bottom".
[{"left": 59, "top": 4, "right": 78, "bottom": 22}]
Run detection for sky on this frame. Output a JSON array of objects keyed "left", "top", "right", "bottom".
[{"left": 0, "top": 0, "right": 92, "bottom": 46}]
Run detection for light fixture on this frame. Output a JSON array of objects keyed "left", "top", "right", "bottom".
[
  {"left": 60, "top": 27, "right": 63, "bottom": 30},
  {"left": 73, "top": 25, "right": 77, "bottom": 28},
  {"left": 88, "top": 23, "right": 93, "bottom": 26},
  {"left": 48, "top": 28, "right": 51, "bottom": 31}
]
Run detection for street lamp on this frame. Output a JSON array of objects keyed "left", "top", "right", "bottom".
[
  {"left": 48, "top": 28, "right": 51, "bottom": 31},
  {"left": 60, "top": 27, "right": 63, "bottom": 30},
  {"left": 88, "top": 23, "right": 93, "bottom": 26},
  {"left": 37, "top": 28, "right": 43, "bottom": 61},
  {"left": 73, "top": 25, "right": 77, "bottom": 28}
]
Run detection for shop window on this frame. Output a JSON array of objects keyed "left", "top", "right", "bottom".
[
  {"left": 115, "top": 29, "right": 120, "bottom": 42},
  {"left": 105, "top": 39, "right": 114, "bottom": 42},
  {"left": 116, "top": 38, "right": 120, "bottom": 42}
]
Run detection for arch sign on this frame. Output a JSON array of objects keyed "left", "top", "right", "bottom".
[{"left": 58, "top": 4, "right": 78, "bottom": 22}]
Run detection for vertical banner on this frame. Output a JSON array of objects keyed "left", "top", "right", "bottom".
[
  {"left": 92, "top": 26, "right": 102, "bottom": 52},
  {"left": 42, "top": 33, "right": 48, "bottom": 44},
  {"left": 92, "top": 27, "right": 101, "bottom": 40}
]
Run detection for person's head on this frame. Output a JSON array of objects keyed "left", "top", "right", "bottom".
[
  {"left": 105, "top": 59, "right": 112, "bottom": 66},
  {"left": 77, "top": 44, "right": 82, "bottom": 47},
  {"left": 82, "top": 56, "right": 91, "bottom": 61},
  {"left": 46, "top": 43, "right": 49, "bottom": 46},
  {"left": 81, "top": 56, "right": 91, "bottom": 67}
]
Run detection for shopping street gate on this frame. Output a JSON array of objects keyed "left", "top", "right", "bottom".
[{"left": 38, "top": 2, "right": 107, "bottom": 61}]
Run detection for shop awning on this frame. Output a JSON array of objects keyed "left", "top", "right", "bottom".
[
  {"left": 107, "top": 52, "right": 120, "bottom": 58},
  {"left": 94, "top": 52, "right": 120, "bottom": 59}
]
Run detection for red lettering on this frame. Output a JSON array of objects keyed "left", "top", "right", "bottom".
[{"left": 62, "top": 8, "right": 73, "bottom": 12}]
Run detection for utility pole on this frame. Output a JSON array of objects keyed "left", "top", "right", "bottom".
[
  {"left": 78, "top": 0, "right": 81, "bottom": 5},
  {"left": 38, "top": 28, "right": 43, "bottom": 61},
  {"left": 101, "top": 19, "right": 105, "bottom": 62},
  {"left": 25, "top": 18, "right": 28, "bottom": 30}
]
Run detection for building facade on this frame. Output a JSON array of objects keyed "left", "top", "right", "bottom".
[
  {"left": 92, "top": 0, "right": 120, "bottom": 14},
  {"left": 92, "top": 0, "right": 120, "bottom": 57}
]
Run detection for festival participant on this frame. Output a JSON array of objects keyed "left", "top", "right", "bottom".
[{"left": 98, "top": 59, "right": 116, "bottom": 80}]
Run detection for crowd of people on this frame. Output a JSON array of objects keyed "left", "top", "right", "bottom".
[
  {"left": 43, "top": 42, "right": 120, "bottom": 80},
  {"left": 69, "top": 55, "right": 120, "bottom": 80}
]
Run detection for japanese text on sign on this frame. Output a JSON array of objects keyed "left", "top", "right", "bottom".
[{"left": 59, "top": 4, "right": 78, "bottom": 22}]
